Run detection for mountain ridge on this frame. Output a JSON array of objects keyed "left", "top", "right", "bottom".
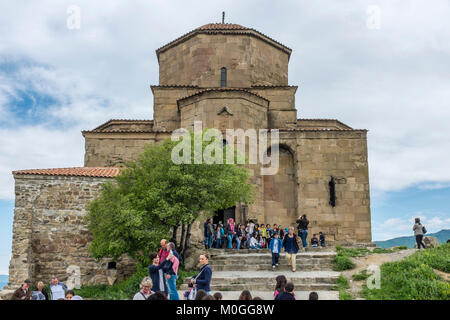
[{"left": 375, "top": 229, "right": 450, "bottom": 248}]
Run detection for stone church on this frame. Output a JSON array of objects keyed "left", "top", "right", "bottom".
[{"left": 7, "top": 22, "right": 371, "bottom": 288}]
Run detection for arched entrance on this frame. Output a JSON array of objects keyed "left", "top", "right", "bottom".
[{"left": 263, "top": 146, "right": 297, "bottom": 226}]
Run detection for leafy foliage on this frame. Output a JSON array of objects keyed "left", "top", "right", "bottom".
[
  {"left": 75, "top": 263, "right": 148, "bottom": 300},
  {"left": 86, "top": 132, "right": 253, "bottom": 263},
  {"left": 75, "top": 265, "right": 198, "bottom": 300}
]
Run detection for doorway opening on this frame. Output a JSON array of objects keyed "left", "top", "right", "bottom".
[{"left": 213, "top": 206, "right": 236, "bottom": 226}]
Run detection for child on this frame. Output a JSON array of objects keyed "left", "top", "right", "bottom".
[
  {"left": 310, "top": 234, "right": 319, "bottom": 247},
  {"left": 274, "top": 275, "right": 287, "bottom": 299},
  {"left": 269, "top": 233, "right": 283, "bottom": 269},
  {"left": 249, "top": 234, "right": 260, "bottom": 249},
  {"left": 275, "top": 282, "right": 296, "bottom": 300},
  {"left": 319, "top": 232, "right": 326, "bottom": 247},
  {"left": 278, "top": 225, "right": 284, "bottom": 239},
  {"left": 257, "top": 234, "right": 265, "bottom": 248},
  {"left": 266, "top": 224, "right": 272, "bottom": 243},
  {"left": 260, "top": 224, "right": 267, "bottom": 243},
  {"left": 215, "top": 224, "right": 224, "bottom": 248}
]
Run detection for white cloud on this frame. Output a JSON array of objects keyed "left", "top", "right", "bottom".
[
  {"left": 373, "top": 210, "right": 450, "bottom": 240},
  {"left": 0, "top": 0, "right": 449, "bottom": 202}
]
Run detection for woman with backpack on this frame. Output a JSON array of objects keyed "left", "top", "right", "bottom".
[{"left": 413, "top": 218, "right": 427, "bottom": 249}]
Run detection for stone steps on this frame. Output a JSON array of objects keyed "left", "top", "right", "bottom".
[
  {"left": 180, "top": 282, "right": 337, "bottom": 292},
  {"left": 210, "top": 255, "right": 335, "bottom": 263},
  {"left": 207, "top": 247, "right": 334, "bottom": 255},
  {"left": 210, "top": 263, "right": 333, "bottom": 272},
  {"left": 180, "top": 270, "right": 340, "bottom": 292},
  {"left": 183, "top": 249, "right": 340, "bottom": 300},
  {"left": 178, "top": 290, "right": 339, "bottom": 300}
]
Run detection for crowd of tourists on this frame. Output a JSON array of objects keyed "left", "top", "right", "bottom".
[
  {"left": 7, "top": 216, "right": 433, "bottom": 301},
  {"left": 203, "top": 215, "right": 327, "bottom": 251},
  {"left": 11, "top": 276, "right": 82, "bottom": 300},
  {"left": 136, "top": 266, "right": 319, "bottom": 301},
  {"left": 203, "top": 215, "right": 327, "bottom": 271}
]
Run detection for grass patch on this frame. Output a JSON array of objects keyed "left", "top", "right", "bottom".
[
  {"left": 333, "top": 255, "right": 356, "bottom": 271},
  {"left": 352, "top": 270, "right": 370, "bottom": 281},
  {"left": 361, "top": 243, "right": 450, "bottom": 300},
  {"left": 333, "top": 275, "right": 352, "bottom": 300},
  {"left": 332, "top": 245, "right": 409, "bottom": 271},
  {"left": 332, "top": 246, "right": 357, "bottom": 271}
]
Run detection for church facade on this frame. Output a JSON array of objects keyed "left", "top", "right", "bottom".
[{"left": 7, "top": 23, "right": 372, "bottom": 288}]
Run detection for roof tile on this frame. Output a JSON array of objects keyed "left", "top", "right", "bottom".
[{"left": 13, "top": 167, "right": 120, "bottom": 178}]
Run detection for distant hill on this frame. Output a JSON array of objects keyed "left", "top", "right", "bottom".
[
  {"left": 0, "top": 275, "right": 8, "bottom": 290},
  {"left": 375, "top": 229, "right": 450, "bottom": 248}
]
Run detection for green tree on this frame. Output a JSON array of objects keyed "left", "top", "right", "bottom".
[{"left": 86, "top": 130, "right": 253, "bottom": 263}]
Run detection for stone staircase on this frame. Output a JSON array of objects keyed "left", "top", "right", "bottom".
[{"left": 179, "top": 247, "right": 340, "bottom": 300}]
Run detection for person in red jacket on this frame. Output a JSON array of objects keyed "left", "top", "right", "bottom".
[{"left": 158, "top": 239, "right": 169, "bottom": 264}]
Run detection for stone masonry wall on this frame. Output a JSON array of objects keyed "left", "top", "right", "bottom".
[
  {"left": 158, "top": 34, "right": 289, "bottom": 88},
  {"left": 295, "top": 130, "right": 372, "bottom": 243},
  {"left": 83, "top": 132, "right": 171, "bottom": 167},
  {"left": 8, "top": 175, "right": 135, "bottom": 288}
]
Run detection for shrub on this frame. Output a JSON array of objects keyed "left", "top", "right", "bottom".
[
  {"left": 75, "top": 263, "right": 148, "bottom": 300},
  {"left": 333, "top": 255, "right": 355, "bottom": 271}
]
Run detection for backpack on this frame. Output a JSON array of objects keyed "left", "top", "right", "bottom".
[{"left": 422, "top": 226, "right": 427, "bottom": 234}]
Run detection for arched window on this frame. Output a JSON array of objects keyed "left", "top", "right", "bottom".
[{"left": 221, "top": 67, "right": 227, "bottom": 87}]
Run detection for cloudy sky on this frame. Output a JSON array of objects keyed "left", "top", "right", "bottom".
[{"left": 0, "top": 0, "right": 449, "bottom": 274}]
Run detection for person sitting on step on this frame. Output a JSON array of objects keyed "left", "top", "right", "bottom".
[
  {"left": 319, "top": 232, "right": 326, "bottom": 247},
  {"left": 257, "top": 234, "right": 266, "bottom": 248},
  {"left": 249, "top": 234, "right": 261, "bottom": 249},
  {"left": 310, "top": 234, "right": 319, "bottom": 247}
]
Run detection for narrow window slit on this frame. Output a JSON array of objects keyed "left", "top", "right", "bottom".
[{"left": 329, "top": 176, "right": 336, "bottom": 207}]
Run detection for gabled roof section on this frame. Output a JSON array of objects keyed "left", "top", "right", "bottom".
[
  {"left": 296, "top": 119, "right": 354, "bottom": 130},
  {"left": 177, "top": 88, "right": 270, "bottom": 107},
  {"left": 83, "top": 119, "right": 154, "bottom": 134},
  {"left": 156, "top": 23, "right": 292, "bottom": 61},
  {"left": 13, "top": 167, "right": 120, "bottom": 178}
]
